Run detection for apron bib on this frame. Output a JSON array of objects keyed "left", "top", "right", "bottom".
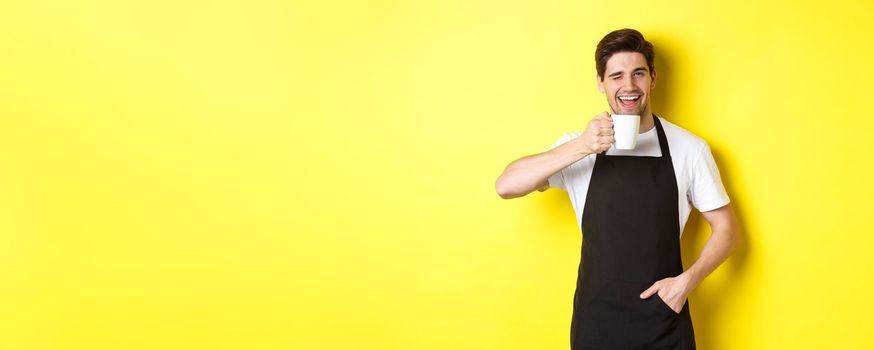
[{"left": 570, "top": 116, "right": 696, "bottom": 350}]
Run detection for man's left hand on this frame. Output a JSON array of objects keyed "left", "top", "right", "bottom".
[{"left": 639, "top": 273, "right": 695, "bottom": 314}]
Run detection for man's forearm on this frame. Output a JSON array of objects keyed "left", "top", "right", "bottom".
[
  {"left": 495, "top": 140, "right": 591, "bottom": 199},
  {"left": 682, "top": 208, "right": 739, "bottom": 289}
]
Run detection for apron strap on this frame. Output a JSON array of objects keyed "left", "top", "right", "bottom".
[{"left": 653, "top": 114, "right": 672, "bottom": 159}]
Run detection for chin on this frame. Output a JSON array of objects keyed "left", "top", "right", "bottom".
[
  {"left": 624, "top": 106, "right": 647, "bottom": 116},
  {"left": 617, "top": 109, "right": 643, "bottom": 115}
]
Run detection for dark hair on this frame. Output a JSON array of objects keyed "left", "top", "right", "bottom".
[{"left": 595, "top": 28, "right": 655, "bottom": 81}]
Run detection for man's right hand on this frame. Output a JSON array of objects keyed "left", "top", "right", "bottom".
[{"left": 575, "top": 111, "right": 614, "bottom": 155}]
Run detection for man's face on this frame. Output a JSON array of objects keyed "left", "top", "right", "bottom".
[{"left": 598, "top": 51, "right": 656, "bottom": 116}]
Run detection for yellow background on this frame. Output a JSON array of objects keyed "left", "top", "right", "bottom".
[{"left": 1, "top": 0, "right": 873, "bottom": 349}]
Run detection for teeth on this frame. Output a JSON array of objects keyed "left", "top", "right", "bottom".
[{"left": 618, "top": 96, "right": 640, "bottom": 101}]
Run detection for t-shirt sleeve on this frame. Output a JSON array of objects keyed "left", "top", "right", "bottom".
[
  {"left": 545, "top": 133, "right": 575, "bottom": 191},
  {"left": 688, "top": 143, "right": 730, "bottom": 212}
]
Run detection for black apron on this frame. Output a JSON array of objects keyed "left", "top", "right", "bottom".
[{"left": 570, "top": 116, "right": 696, "bottom": 349}]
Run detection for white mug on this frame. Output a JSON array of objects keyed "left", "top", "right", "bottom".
[{"left": 611, "top": 114, "right": 640, "bottom": 150}]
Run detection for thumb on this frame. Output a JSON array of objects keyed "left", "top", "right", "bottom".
[{"left": 639, "top": 283, "right": 660, "bottom": 299}]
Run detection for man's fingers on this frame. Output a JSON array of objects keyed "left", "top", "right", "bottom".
[
  {"left": 590, "top": 115, "right": 610, "bottom": 128},
  {"left": 640, "top": 283, "right": 660, "bottom": 299},
  {"left": 585, "top": 112, "right": 615, "bottom": 153},
  {"left": 598, "top": 127, "right": 614, "bottom": 136},
  {"left": 598, "top": 118, "right": 614, "bottom": 128}
]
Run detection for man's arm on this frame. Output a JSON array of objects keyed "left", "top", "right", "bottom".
[
  {"left": 639, "top": 204, "right": 739, "bottom": 312},
  {"left": 685, "top": 204, "right": 740, "bottom": 287},
  {"left": 495, "top": 112, "right": 614, "bottom": 199},
  {"left": 494, "top": 143, "right": 590, "bottom": 199}
]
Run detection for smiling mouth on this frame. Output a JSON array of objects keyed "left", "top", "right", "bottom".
[{"left": 617, "top": 95, "right": 641, "bottom": 109}]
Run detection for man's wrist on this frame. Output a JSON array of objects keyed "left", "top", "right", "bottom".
[
  {"left": 557, "top": 137, "right": 593, "bottom": 159},
  {"left": 682, "top": 266, "right": 704, "bottom": 291}
]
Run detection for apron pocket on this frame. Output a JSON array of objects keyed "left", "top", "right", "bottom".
[
  {"left": 653, "top": 294, "right": 680, "bottom": 315},
  {"left": 586, "top": 278, "right": 680, "bottom": 346}
]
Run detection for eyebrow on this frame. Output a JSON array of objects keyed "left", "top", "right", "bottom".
[{"left": 607, "top": 67, "right": 648, "bottom": 78}]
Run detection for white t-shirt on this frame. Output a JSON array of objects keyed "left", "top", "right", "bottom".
[{"left": 547, "top": 117, "right": 730, "bottom": 237}]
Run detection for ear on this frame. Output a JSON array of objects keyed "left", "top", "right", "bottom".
[
  {"left": 650, "top": 69, "right": 657, "bottom": 89},
  {"left": 597, "top": 74, "right": 605, "bottom": 93}
]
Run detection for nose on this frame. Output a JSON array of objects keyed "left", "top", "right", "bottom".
[{"left": 621, "top": 75, "right": 635, "bottom": 91}]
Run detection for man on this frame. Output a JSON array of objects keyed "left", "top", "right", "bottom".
[{"left": 494, "top": 29, "right": 739, "bottom": 349}]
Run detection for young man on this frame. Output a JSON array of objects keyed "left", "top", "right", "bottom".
[{"left": 494, "top": 29, "right": 739, "bottom": 349}]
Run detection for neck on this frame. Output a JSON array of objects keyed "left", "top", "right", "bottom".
[{"left": 639, "top": 111, "right": 655, "bottom": 134}]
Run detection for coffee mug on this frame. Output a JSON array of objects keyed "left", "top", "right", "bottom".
[{"left": 611, "top": 114, "right": 640, "bottom": 150}]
